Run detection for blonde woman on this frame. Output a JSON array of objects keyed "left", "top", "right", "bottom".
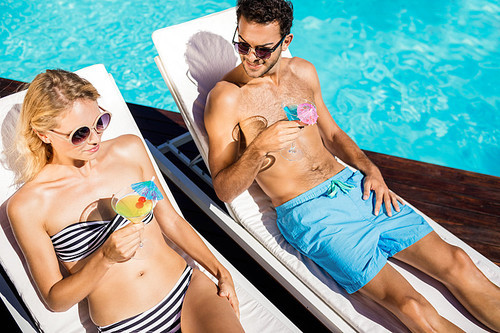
[{"left": 7, "top": 69, "right": 244, "bottom": 332}]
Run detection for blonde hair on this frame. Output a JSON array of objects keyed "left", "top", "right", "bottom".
[{"left": 14, "top": 69, "right": 100, "bottom": 185}]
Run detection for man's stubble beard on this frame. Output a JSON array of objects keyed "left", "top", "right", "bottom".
[{"left": 242, "top": 54, "right": 281, "bottom": 79}]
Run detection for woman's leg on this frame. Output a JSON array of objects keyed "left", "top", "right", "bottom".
[
  {"left": 393, "top": 231, "right": 500, "bottom": 331},
  {"left": 359, "top": 262, "right": 462, "bottom": 333},
  {"left": 181, "top": 269, "right": 244, "bottom": 333}
]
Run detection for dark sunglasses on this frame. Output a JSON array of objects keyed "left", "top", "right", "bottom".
[
  {"left": 49, "top": 106, "right": 112, "bottom": 146},
  {"left": 232, "top": 27, "right": 287, "bottom": 60}
]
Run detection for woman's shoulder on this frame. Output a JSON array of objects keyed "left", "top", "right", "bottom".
[
  {"left": 100, "top": 134, "right": 151, "bottom": 171},
  {"left": 8, "top": 180, "right": 47, "bottom": 226},
  {"left": 102, "top": 134, "right": 144, "bottom": 156}
]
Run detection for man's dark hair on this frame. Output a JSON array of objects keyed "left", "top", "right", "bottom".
[{"left": 236, "top": 0, "right": 294, "bottom": 36}]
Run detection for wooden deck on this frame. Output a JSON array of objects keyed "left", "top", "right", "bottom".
[{"left": 1, "top": 77, "right": 499, "bottom": 332}]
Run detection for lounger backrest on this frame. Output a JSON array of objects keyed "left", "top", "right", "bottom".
[
  {"left": 152, "top": 6, "right": 292, "bottom": 233},
  {"left": 153, "top": 8, "right": 291, "bottom": 164}
]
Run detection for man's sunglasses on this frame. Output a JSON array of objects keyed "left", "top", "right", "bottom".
[
  {"left": 49, "top": 107, "right": 112, "bottom": 146},
  {"left": 232, "top": 27, "right": 287, "bottom": 60}
]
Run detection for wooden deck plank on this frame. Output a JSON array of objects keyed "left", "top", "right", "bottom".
[
  {"left": 366, "top": 150, "right": 499, "bottom": 190},
  {"left": 0, "top": 77, "right": 26, "bottom": 97},
  {"left": 389, "top": 182, "right": 498, "bottom": 218},
  {"left": 376, "top": 165, "right": 500, "bottom": 202}
]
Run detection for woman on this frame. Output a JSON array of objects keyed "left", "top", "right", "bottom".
[{"left": 7, "top": 69, "right": 244, "bottom": 332}]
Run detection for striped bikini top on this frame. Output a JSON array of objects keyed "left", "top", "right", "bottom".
[{"left": 50, "top": 212, "right": 154, "bottom": 262}]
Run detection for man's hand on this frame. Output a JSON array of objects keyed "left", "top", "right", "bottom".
[
  {"left": 362, "top": 172, "right": 404, "bottom": 217},
  {"left": 251, "top": 120, "right": 304, "bottom": 155},
  {"left": 217, "top": 275, "right": 240, "bottom": 319}
]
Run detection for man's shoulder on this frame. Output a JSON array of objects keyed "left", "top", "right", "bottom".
[
  {"left": 211, "top": 78, "right": 241, "bottom": 96},
  {"left": 207, "top": 71, "right": 243, "bottom": 115},
  {"left": 213, "top": 65, "right": 245, "bottom": 93},
  {"left": 205, "top": 81, "right": 241, "bottom": 133},
  {"left": 286, "top": 56, "right": 317, "bottom": 75}
]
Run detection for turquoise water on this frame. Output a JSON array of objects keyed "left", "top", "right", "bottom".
[{"left": 1, "top": 0, "right": 499, "bottom": 176}]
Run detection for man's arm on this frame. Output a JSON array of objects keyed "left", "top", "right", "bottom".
[
  {"left": 205, "top": 81, "right": 302, "bottom": 202},
  {"left": 297, "top": 58, "right": 403, "bottom": 216},
  {"left": 204, "top": 82, "right": 264, "bottom": 202}
]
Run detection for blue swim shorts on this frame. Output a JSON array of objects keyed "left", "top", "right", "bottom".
[{"left": 275, "top": 167, "right": 433, "bottom": 294}]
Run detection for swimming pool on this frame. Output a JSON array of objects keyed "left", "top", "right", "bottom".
[{"left": 1, "top": 0, "right": 499, "bottom": 176}]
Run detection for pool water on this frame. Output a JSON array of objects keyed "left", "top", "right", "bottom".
[{"left": 1, "top": 0, "right": 499, "bottom": 176}]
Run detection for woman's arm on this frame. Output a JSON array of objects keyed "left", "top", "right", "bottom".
[
  {"left": 7, "top": 189, "right": 143, "bottom": 312},
  {"left": 124, "top": 135, "right": 240, "bottom": 316}
]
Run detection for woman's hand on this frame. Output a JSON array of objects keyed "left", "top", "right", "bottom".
[
  {"left": 217, "top": 275, "right": 240, "bottom": 319},
  {"left": 101, "top": 223, "right": 144, "bottom": 263}
]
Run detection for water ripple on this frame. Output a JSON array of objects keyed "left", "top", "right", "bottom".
[
  {"left": 292, "top": 0, "right": 499, "bottom": 176},
  {"left": 0, "top": 0, "right": 498, "bottom": 176}
]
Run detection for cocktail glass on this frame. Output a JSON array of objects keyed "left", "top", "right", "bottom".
[
  {"left": 280, "top": 98, "right": 317, "bottom": 161},
  {"left": 111, "top": 185, "right": 157, "bottom": 259}
]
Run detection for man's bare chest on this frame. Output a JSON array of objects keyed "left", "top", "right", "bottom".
[
  {"left": 238, "top": 87, "right": 283, "bottom": 125},
  {"left": 238, "top": 83, "right": 314, "bottom": 124}
]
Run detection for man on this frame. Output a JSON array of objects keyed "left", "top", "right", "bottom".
[{"left": 204, "top": 0, "right": 500, "bottom": 331}]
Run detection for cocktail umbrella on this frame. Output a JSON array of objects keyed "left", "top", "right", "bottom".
[
  {"left": 131, "top": 176, "right": 164, "bottom": 201},
  {"left": 297, "top": 102, "right": 318, "bottom": 125}
]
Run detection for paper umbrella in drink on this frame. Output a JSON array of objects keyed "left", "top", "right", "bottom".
[{"left": 131, "top": 176, "right": 164, "bottom": 201}]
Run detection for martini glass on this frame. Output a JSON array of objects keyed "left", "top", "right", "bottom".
[
  {"left": 280, "top": 98, "right": 317, "bottom": 161},
  {"left": 111, "top": 185, "right": 157, "bottom": 259}
]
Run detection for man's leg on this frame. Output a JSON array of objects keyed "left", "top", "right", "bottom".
[
  {"left": 359, "top": 262, "right": 461, "bottom": 332},
  {"left": 393, "top": 231, "right": 500, "bottom": 331}
]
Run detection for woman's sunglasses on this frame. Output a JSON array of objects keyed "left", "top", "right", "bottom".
[
  {"left": 232, "top": 27, "right": 287, "bottom": 60},
  {"left": 49, "top": 107, "right": 112, "bottom": 146}
]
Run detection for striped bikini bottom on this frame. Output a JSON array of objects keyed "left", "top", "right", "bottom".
[{"left": 98, "top": 265, "right": 193, "bottom": 333}]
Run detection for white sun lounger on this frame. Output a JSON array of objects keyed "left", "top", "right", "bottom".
[
  {"left": 151, "top": 8, "right": 500, "bottom": 332},
  {"left": 0, "top": 64, "right": 299, "bottom": 332}
]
